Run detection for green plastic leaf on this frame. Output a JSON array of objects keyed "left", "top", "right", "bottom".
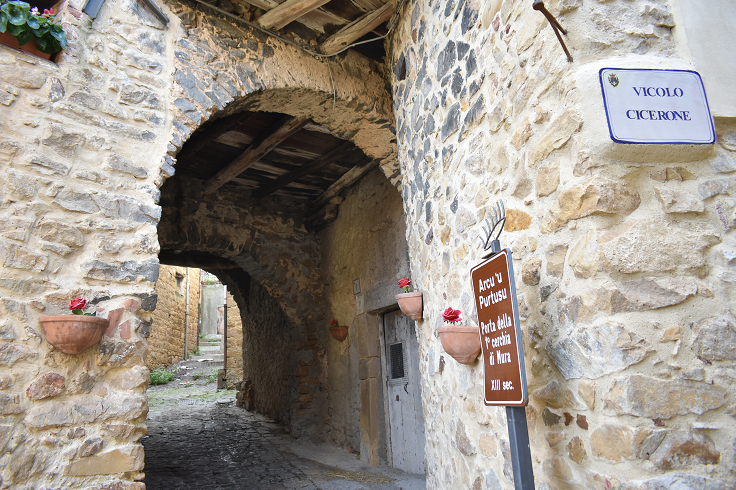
[
  {"left": 0, "top": 12, "right": 7, "bottom": 32},
  {"left": 25, "top": 15, "right": 37, "bottom": 29},
  {"left": 71, "top": 309, "right": 83, "bottom": 315}
]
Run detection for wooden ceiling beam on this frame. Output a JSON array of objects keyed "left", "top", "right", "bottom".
[
  {"left": 257, "top": 0, "right": 331, "bottom": 30},
  {"left": 203, "top": 116, "right": 310, "bottom": 194},
  {"left": 252, "top": 141, "right": 355, "bottom": 198},
  {"left": 309, "top": 156, "right": 377, "bottom": 213},
  {"left": 321, "top": 1, "right": 394, "bottom": 55},
  {"left": 177, "top": 113, "right": 252, "bottom": 163}
]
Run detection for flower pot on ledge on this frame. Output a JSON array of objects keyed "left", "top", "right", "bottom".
[
  {"left": 39, "top": 315, "right": 109, "bottom": 354},
  {"left": 0, "top": 32, "right": 53, "bottom": 61},
  {"left": 329, "top": 325, "right": 348, "bottom": 341},
  {"left": 437, "top": 324, "right": 481, "bottom": 364},
  {"left": 396, "top": 292, "right": 423, "bottom": 320}
]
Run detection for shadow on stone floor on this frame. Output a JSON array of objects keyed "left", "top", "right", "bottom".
[{"left": 143, "top": 385, "right": 425, "bottom": 490}]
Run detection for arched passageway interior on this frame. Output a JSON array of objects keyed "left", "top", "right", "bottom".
[
  {"left": 153, "top": 94, "right": 421, "bottom": 477},
  {"left": 157, "top": 109, "right": 378, "bottom": 439}
]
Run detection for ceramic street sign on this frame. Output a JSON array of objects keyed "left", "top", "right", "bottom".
[
  {"left": 471, "top": 249, "right": 527, "bottom": 406},
  {"left": 599, "top": 68, "right": 715, "bottom": 145}
]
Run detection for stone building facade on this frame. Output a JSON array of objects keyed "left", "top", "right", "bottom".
[
  {"left": 146, "top": 265, "right": 199, "bottom": 369},
  {"left": 389, "top": 0, "right": 735, "bottom": 488},
  {"left": 0, "top": 0, "right": 733, "bottom": 487}
]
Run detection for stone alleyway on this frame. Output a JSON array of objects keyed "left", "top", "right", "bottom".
[{"left": 142, "top": 382, "right": 426, "bottom": 490}]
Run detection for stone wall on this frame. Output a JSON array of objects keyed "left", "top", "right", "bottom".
[
  {"left": 389, "top": 0, "right": 735, "bottom": 488},
  {"left": 147, "top": 265, "right": 199, "bottom": 369},
  {"left": 226, "top": 289, "right": 243, "bottom": 388},
  {"left": 0, "top": 0, "right": 172, "bottom": 486},
  {"left": 236, "top": 273, "right": 294, "bottom": 423},
  {"left": 319, "top": 167, "right": 411, "bottom": 464},
  {"left": 0, "top": 0, "right": 398, "bottom": 483}
]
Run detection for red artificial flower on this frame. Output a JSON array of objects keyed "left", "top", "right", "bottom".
[
  {"left": 69, "top": 297, "right": 88, "bottom": 311},
  {"left": 330, "top": 319, "right": 337, "bottom": 325},
  {"left": 398, "top": 278, "right": 411, "bottom": 288},
  {"left": 442, "top": 307, "right": 462, "bottom": 323}
]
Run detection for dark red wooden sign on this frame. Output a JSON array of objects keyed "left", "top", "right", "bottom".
[{"left": 471, "top": 249, "right": 527, "bottom": 406}]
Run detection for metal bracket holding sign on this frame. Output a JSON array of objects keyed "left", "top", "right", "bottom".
[
  {"left": 599, "top": 68, "right": 715, "bottom": 145},
  {"left": 472, "top": 200, "right": 535, "bottom": 490}
]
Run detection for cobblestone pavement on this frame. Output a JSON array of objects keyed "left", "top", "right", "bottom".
[{"left": 143, "top": 383, "right": 425, "bottom": 490}]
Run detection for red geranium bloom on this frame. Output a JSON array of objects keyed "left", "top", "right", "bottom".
[
  {"left": 330, "top": 319, "right": 337, "bottom": 325},
  {"left": 398, "top": 278, "right": 411, "bottom": 288},
  {"left": 442, "top": 307, "right": 462, "bottom": 323}
]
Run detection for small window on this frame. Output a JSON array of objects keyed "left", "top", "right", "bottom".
[{"left": 389, "top": 343, "right": 405, "bottom": 380}]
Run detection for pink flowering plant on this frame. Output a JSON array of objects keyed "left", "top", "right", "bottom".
[
  {"left": 69, "top": 297, "right": 96, "bottom": 316},
  {"left": 0, "top": 1, "right": 68, "bottom": 54},
  {"left": 398, "top": 277, "right": 411, "bottom": 293},
  {"left": 441, "top": 307, "right": 462, "bottom": 324}
]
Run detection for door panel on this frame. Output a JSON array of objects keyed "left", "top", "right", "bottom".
[{"left": 384, "top": 310, "right": 426, "bottom": 474}]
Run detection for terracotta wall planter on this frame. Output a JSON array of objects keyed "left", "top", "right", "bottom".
[
  {"left": 329, "top": 325, "right": 348, "bottom": 341},
  {"left": 0, "top": 31, "right": 53, "bottom": 60},
  {"left": 437, "top": 324, "right": 481, "bottom": 364},
  {"left": 396, "top": 292, "right": 423, "bottom": 320},
  {"left": 39, "top": 316, "right": 110, "bottom": 354}
]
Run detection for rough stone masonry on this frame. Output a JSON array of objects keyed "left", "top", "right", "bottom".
[
  {"left": 0, "top": 0, "right": 397, "bottom": 485},
  {"left": 0, "top": 0, "right": 734, "bottom": 487},
  {"left": 389, "top": 0, "right": 735, "bottom": 488}
]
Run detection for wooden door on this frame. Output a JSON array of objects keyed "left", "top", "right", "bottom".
[{"left": 384, "top": 310, "right": 426, "bottom": 474}]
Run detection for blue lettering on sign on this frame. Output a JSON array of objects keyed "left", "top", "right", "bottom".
[
  {"left": 632, "top": 87, "right": 684, "bottom": 97},
  {"left": 626, "top": 110, "right": 691, "bottom": 121},
  {"left": 626, "top": 86, "right": 689, "bottom": 122}
]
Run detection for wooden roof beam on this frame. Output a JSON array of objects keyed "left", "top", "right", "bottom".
[
  {"left": 308, "top": 156, "right": 377, "bottom": 213},
  {"left": 252, "top": 141, "right": 355, "bottom": 198},
  {"left": 321, "top": 1, "right": 394, "bottom": 55},
  {"left": 203, "top": 115, "right": 309, "bottom": 194},
  {"left": 177, "top": 113, "right": 252, "bottom": 163},
  {"left": 257, "top": 0, "right": 332, "bottom": 30}
]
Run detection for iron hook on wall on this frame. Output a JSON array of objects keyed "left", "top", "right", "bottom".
[{"left": 532, "top": 0, "right": 573, "bottom": 62}]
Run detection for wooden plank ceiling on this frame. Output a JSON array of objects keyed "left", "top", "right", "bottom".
[
  {"left": 214, "top": 0, "right": 395, "bottom": 59},
  {"left": 175, "top": 110, "right": 376, "bottom": 205}
]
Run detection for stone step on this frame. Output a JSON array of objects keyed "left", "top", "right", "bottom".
[
  {"left": 200, "top": 346, "right": 222, "bottom": 352},
  {"left": 179, "top": 359, "right": 225, "bottom": 368},
  {"left": 187, "top": 354, "right": 224, "bottom": 361},
  {"left": 199, "top": 341, "right": 222, "bottom": 347}
]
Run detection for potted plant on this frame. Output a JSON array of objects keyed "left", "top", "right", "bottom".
[
  {"left": 396, "top": 278, "right": 423, "bottom": 320},
  {"left": 437, "top": 307, "right": 480, "bottom": 364},
  {"left": 38, "top": 297, "right": 110, "bottom": 354},
  {"left": 0, "top": 1, "right": 68, "bottom": 60},
  {"left": 329, "top": 319, "right": 348, "bottom": 341}
]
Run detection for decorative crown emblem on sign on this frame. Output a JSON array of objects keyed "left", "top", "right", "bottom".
[{"left": 608, "top": 73, "right": 620, "bottom": 87}]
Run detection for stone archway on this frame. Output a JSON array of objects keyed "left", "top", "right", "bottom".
[
  {"left": 151, "top": 4, "right": 398, "bottom": 440},
  {"left": 0, "top": 0, "right": 399, "bottom": 484},
  {"left": 164, "top": 2, "right": 398, "bottom": 186}
]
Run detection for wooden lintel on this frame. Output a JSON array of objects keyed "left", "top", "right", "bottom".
[
  {"left": 309, "top": 157, "right": 378, "bottom": 212},
  {"left": 178, "top": 113, "right": 252, "bottom": 163},
  {"left": 203, "top": 116, "right": 309, "bottom": 195},
  {"left": 252, "top": 142, "right": 356, "bottom": 199},
  {"left": 257, "top": 0, "right": 331, "bottom": 30},
  {"left": 321, "top": 1, "right": 394, "bottom": 55}
]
